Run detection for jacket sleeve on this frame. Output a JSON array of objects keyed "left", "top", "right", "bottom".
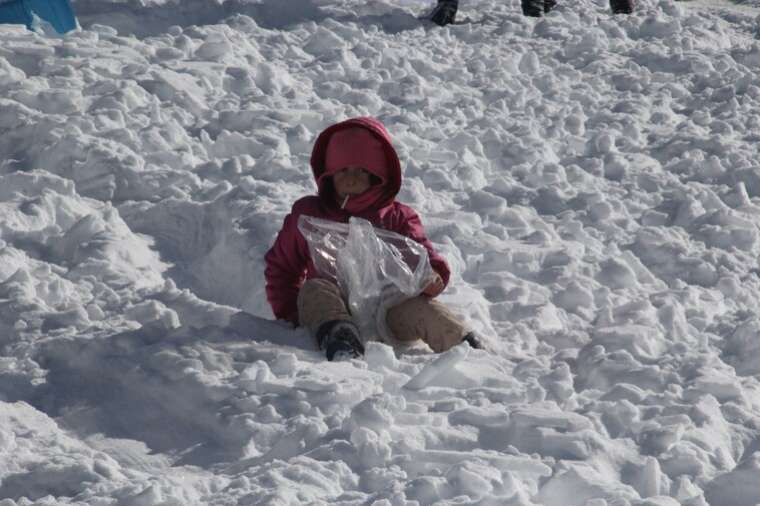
[
  {"left": 264, "top": 210, "right": 309, "bottom": 323},
  {"left": 395, "top": 208, "right": 451, "bottom": 288}
]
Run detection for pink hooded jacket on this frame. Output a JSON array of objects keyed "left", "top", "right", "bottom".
[{"left": 264, "top": 117, "right": 451, "bottom": 323}]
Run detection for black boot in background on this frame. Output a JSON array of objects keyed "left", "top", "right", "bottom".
[
  {"left": 610, "top": 0, "right": 634, "bottom": 14},
  {"left": 428, "top": 0, "right": 458, "bottom": 26},
  {"left": 522, "top": 0, "right": 544, "bottom": 17},
  {"left": 544, "top": 0, "right": 558, "bottom": 13}
]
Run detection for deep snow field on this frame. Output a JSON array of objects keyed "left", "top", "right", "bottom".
[{"left": 3, "top": 0, "right": 760, "bottom": 504}]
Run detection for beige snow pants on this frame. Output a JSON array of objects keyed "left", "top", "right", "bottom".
[{"left": 297, "top": 278, "right": 467, "bottom": 353}]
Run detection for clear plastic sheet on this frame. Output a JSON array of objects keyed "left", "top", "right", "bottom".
[{"left": 298, "top": 215, "right": 435, "bottom": 342}]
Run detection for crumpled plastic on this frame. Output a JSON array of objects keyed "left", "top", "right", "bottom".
[{"left": 298, "top": 215, "right": 435, "bottom": 342}]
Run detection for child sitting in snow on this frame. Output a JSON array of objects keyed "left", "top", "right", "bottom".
[{"left": 265, "top": 117, "right": 480, "bottom": 361}]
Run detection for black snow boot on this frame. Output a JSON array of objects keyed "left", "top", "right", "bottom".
[
  {"left": 610, "top": 0, "right": 634, "bottom": 14},
  {"left": 316, "top": 320, "right": 365, "bottom": 361},
  {"left": 461, "top": 332, "right": 483, "bottom": 349},
  {"left": 523, "top": 0, "right": 558, "bottom": 17},
  {"left": 428, "top": 0, "right": 458, "bottom": 26},
  {"left": 522, "top": 0, "right": 545, "bottom": 17}
]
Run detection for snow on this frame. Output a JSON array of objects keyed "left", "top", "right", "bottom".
[{"left": 2, "top": 0, "right": 760, "bottom": 503}]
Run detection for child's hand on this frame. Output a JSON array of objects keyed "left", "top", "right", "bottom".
[{"left": 422, "top": 274, "right": 445, "bottom": 298}]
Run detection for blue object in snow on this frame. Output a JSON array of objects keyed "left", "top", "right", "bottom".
[{"left": 0, "top": 0, "right": 77, "bottom": 34}]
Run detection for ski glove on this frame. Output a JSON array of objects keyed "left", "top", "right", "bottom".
[
  {"left": 316, "top": 320, "right": 365, "bottom": 361},
  {"left": 422, "top": 274, "right": 445, "bottom": 298},
  {"left": 428, "top": 0, "right": 458, "bottom": 26}
]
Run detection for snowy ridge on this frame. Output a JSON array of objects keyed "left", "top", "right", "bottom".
[{"left": 2, "top": 0, "right": 760, "bottom": 504}]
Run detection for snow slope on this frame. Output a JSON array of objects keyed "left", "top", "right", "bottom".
[{"left": 2, "top": 0, "right": 760, "bottom": 503}]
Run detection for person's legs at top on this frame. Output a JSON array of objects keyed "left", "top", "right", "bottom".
[
  {"left": 298, "top": 278, "right": 364, "bottom": 361},
  {"left": 386, "top": 296, "right": 480, "bottom": 353},
  {"left": 426, "top": 0, "right": 631, "bottom": 23},
  {"left": 524, "top": 0, "right": 633, "bottom": 17}
]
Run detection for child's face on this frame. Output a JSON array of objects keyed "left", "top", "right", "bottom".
[{"left": 333, "top": 166, "right": 372, "bottom": 198}]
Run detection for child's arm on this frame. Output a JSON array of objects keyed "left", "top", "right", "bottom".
[
  {"left": 264, "top": 211, "right": 309, "bottom": 324},
  {"left": 395, "top": 207, "right": 451, "bottom": 289}
]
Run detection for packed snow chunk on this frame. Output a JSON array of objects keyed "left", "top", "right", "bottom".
[
  {"left": 636, "top": 497, "right": 682, "bottom": 506},
  {"left": 119, "top": 189, "right": 274, "bottom": 316},
  {"left": 511, "top": 406, "right": 592, "bottom": 432},
  {"left": 56, "top": 207, "right": 168, "bottom": 291},
  {"left": 505, "top": 405, "right": 598, "bottom": 460},
  {"left": 725, "top": 318, "right": 760, "bottom": 375},
  {"left": 120, "top": 484, "right": 164, "bottom": 506},
  {"left": 0, "top": 56, "right": 25, "bottom": 86},
  {"left": 576, "top": 345, "right": 667, "bottom": 392},
  {"left": 205, "top": 129, "right": 290, "bottom": 161},
  {"left": 0, "top": 402, "right": 114, "bottom": 501},
  {"left": 536, "top": 462, "right": 639, "bottom": 506},
  {"left": 672, "top": 475, "right": 706, "bottom": 505},
  {"left": 0, "top": 170, "right": 75, "bottom": 213},
  {"left": 252, "top": 61, "right": 298, "bottom": 95},
  {"left": 627, "top": 455, "right": 672, "bottom": 499},
  {"left": 18, "top": 88, "right": 83, "bottom": 116},
  {"left": 562, "top": 30, "right": 610, "bottom": 61},
  {"left": 0, "top": 262, "right": 87, "bottom": 326},
  {"left": 592, "top": 325, "right": 667, "bottom": 361},
  {"left": 364, "top": 341, "right": 399, "bottom": 371},
  {"left": 403, "top": 343, "right": 469, "bottom": 391},
  {"left": 404, "top": 476, "right": 453, "bottom": 504},
  {"left": 40, "top": 305, "right": 91, "bottom": 332},
  {"left": 303, "top": 26, "right": 345, "bottom": 56},
  {"left": 125, "top": 300, "right": 180, "bottom": 331},
  {"left": 553, "top": 280, "right": 595, "bottom": 314},
  {"left": 519, "top": 50, "right": 541, "bottom": 74},
  {"left": 194, "top": 33, "right": 234, "bottom": 61},
  {"left": 637, "top": 419, "right": 687, "bottom": 456},
  {"left": 238, "top": 360, "right": 274, "bottom": 394},
  {"left": 690, "top": 371, "right": 744, "bottom": 403},
  {"left": 597, "top": 258, "right": 639, "bottom": 290},
  {"left": 630, "top": 227, "right": 719, "bottom": 287},
  {"left": 704, "top": 452, "right": 760, "bottom": 506},
  {"left": 469, "top": 189, "right": 508, "bottom": 218},
  {"left": 0, "top": 171, "right": 168, "bottom": 331},
  {"left": 350, "top": 426, "right": 392, "bottom": 469},
  {"left": 141, "top": 67, "right": 207, "bottom": 107},
  {"left": 638, "top": 15, "right": 682, "bottom": 39},
  {"left": 444, "top": 460, "right": 504, "bottom": 501},
  {"left": 235, "top": 456, "right": 356, "bottom": 504},
  {"left": 448, "top": 406, "right": 509, "bottom": 428},
  {"left": 690, "top": 209, "right": 758, "bottom": 253},
  {"left": 656, "top": 300, "right": 698, "bottom": 346},
  {"left": 345, "top": 393, "right": 406, "bottom": 434},
  {"left": 594, "top": 398, "right": 641, "bottom": 439}
]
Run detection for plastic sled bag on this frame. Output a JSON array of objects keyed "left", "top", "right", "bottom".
[{"left": 298, "top": 215, "right": 436, "bottom": 343}]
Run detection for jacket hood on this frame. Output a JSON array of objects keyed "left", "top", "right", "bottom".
[{"left": 310, "top": 117, "right": 402, "bottom": 212}]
